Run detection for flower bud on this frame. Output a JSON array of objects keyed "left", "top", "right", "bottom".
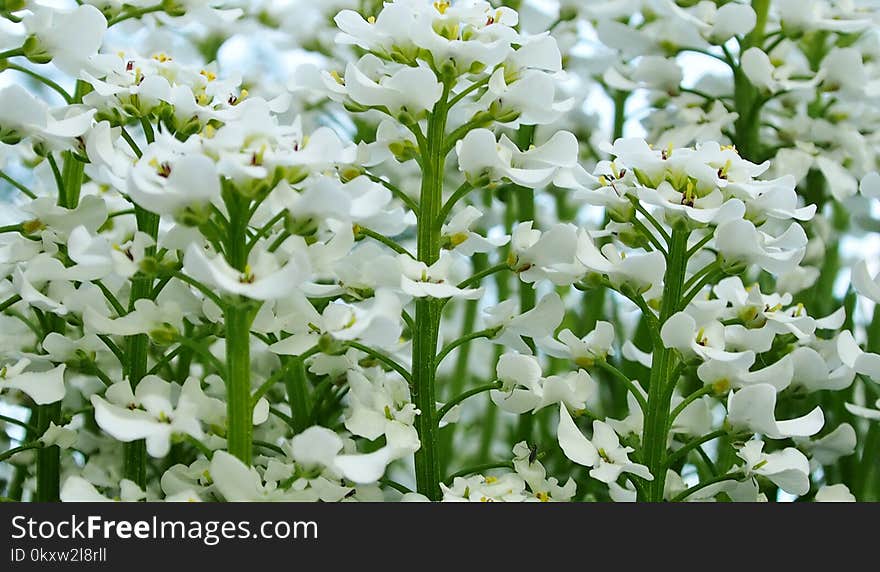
[
  {"left": 22, "top": 35, "right": 51, "bottom": 65},
  {"left": 1, "top": 0, "right": 27, "bottom": 11},
  {"left": 719, "top": 256, "right": 747, "bottom": 275},
  {"left": 139, "top": 256, "right": 161, "bottom": 277},
  {"left": 617, "top": 225, "right": 649, "bottom": 250},
  {"left": 176, "top": 203, "right": 212, "bottom": 227},
  {"left": 388, "top": 140, "right": 419, "bottom": 162},
  {"left": 150, "top": 323, "right": 179, "bottom": 346},
  {"left": 608, "top": 202, "right": 635, "bottom": 223},
  {"left": 339, "top": 165, "right": 363, "bottom": 183},
  {"left": 21, "top": 219, "right": 45, "bottom": 235},
  {"left": 161, "top": 0, "right": 186, "bottom": 17},
  {"left": 558, "top": 6, "right": 578, "bottom": 21}
]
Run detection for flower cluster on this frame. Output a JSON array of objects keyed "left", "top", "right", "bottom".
[{"left": 0, "top": 0, "right": 876, "bottom": 504}]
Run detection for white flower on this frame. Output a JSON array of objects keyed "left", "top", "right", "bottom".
[
  {"left": 509, "top": 222, "right": 584, "bottom": 286},
  {"left": 0, "top": 85, "right": 95, "bottom": 149},
  {"left": 60, "top": 477, "right": 147, "bottom": 503},
  {"left": 703, "top": 2, "right": 756, "bottom": 43},
  {"left": 490, "top": 353, "right": 596, "bottom": 415},
  {"left": 343, "top": 368, "right": 419, "bottom": 453},
  {"left": 66, "top": 226, "right": 153, "bottom": 281},
  {"left": 557, "top": 405, "right": 652, "bottom": 484},
  {"left": 741, "top": 47, "right": 821, "bottom": 94},
  {"left": 815, "top": 484, "right": 856, "bottom": 502},
  {"left": 399, "top": 252, "right": 482, "bottom": 299},
  {"left": 512, "top": 441, "right": 577, "bottom": 502},
  {"left": 697, "top": 352, "right": 793, "bottom": 393},
  {"left": 441, "top": 206, "right": 509, "bottom": 256},
  {"left": 540, "top": 322, "right": 615, "bottom": 366},
  {"left": 40, "top": 421, "right": 77, "bottom": 450},
  {"left": 737, "top": 440, "right": 811, "bottom": 496},
  {"left": 797, "top": 423, "right": 857, "bottom": 468},
  {"left": 209, "top": 450, "right": 293, "bottom": 502},
  {"left": 715, "top": 219, "right": 807, "bottom": 275},
  {"left": 837, "top": 330, "right": 880, "bottom": 380},
  {"left": 456, "top": 129, "right": 579, "bottom": 188},
  {"left": 852, "top": 259, "right": 880, "bottom": 304},
  {"left": 604, "top": 57, "right": 682, "bottom": 94},
  {"left": 269, "top": 290, "right": 403, "bottom": 355},
  {"left": 479, "top": 35, "right": 573, "bottom": 125},
  {"left": 442, "top": 473, "right": 527, "bottom": 502},
  {"left": 577, "top": 236, "right": 666, "bottom": 297},
  {"left": 860, "top": 171, "right": 880, "bottom": 200},
  {"left": 788, "top": 346, "right": 854, "bottom": 392},
  {"left": 776, "top": 0, "right": 872, "bottom": 34},
  {"left": 490, "top": 353, "right": 543, "bottom": 414},
  {"left": 127, "top": 136, "right": 221, "bottom": 218},
  {"left": 91, "top": 377, "right": 204, "bottom": 457},
  {"left": 484, "top": 292, "right": 564, "bottom": 354},
  {"left": 0, "top": 359, "right": 66, "bottom": 405},
  {"left": 183, "top": 245, "right": 310, "bottom": 301},
  {"left": 337, "top": 55, "right": 443, "bottom": 117},
  {"left": 84, "top": 299, "right": 184, "bottom": 337},
  {"left": 661, "top": 311, "right": 749, "bottom": 363},
  {"left": 727, "top": 383, "right": 824, "bottom": 439},
  {"left": 23, "top": 4, "right": 107, "bottom": 75}
]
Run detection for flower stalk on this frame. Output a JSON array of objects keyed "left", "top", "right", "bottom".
[
  {"left": 639, "top": 228, "right": 689, "bottom": 502},
  {"left": 411, "top": 80, "right": 452, "bottom": 500}
]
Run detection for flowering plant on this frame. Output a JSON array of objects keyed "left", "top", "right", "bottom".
[{"left": 0, "top": 0, "right": 877, "bottom": 503}]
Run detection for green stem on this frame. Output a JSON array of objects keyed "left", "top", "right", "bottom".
[
  {"left": 221, "top": 191, "right": 256, "bottom": 464},
  {"left": 225, "top": 301, "right": 254, "bottom": 464},
  {"left": 595, "top": 360, "right": 648, "bottom": 412},
  {"left": 455, "top": 262, "right": 509, "bottom": 291},
  {"left": 284, "top": 357, "right": 311, "bottom": 433},
  {"left": 0, "top": 294, "right": 21, "bottom": 314},
  {"left": 363, "top": 172, "right": 419, "bottom": 215},
  {"left": 4, "top": 63, "right": 72, "bottom": 103},
  {"left": 670, "top": 472, "right": 743, "bottom": 503},
  {"left": 436, "top": 382, "right": 501, "bottom": 426},
  {"left": 0, "top": 47, "right": 24, "bottom": 59},
  {"left": 0, "top": 413, "right": 37, "bottom": 433},
  {"left": 347, "top": 341, "right": 412, "bottom": 383},
  {"left": 355, "top": 226, "right": 412, "bottom": 257},
  {"left": 107, "top": 4, "right": 164, "bottom": 26},
  {"left": 0, "top": 441, "right": 43, "bottom": 463},
  {"left": 664, "top": 429, "right": 727, "bottom": 469},
  {"left": 0, "top": 171, "right": 36, "bottom": 200},
  {"left": 639, "top": 228, "right": 689, "bottom": 502},
  {"left": 668, "top": 385, "right": 715, "bottom": 429},
  {"left": 411, "top": 80, "right": 452, "bottom": 500},
  {"left": 34, "top": 402, "right": 60, "bottom": 501},
  {"left": 680, "top": 270, "right": 725, "bottom": 311},
  {"left": 612, "top": 89, "right": 629, "bottom": 141},
  {"left": 434, "top": 327, "right": 498, "bottom": 369},
  {"left": 436, "top": 181, "right": 474, "bottom": 225}
]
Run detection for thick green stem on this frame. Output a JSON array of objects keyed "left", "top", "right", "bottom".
[
  {"left": 222, "top": 194, "right": 256, "bottom": 464},
  {"left": 411, "top": 82, "right": 451, "bottom": 500},
  {"left": 34, "top": 402, "right": 60, "bottom": 502},
  {"left": 639, "top": 229, "right": 688, "bottom": 502},
  {"left": 732, "top": 0, "right": 770, "bottom": 161},
  {"left": 225, "top": 302, "right": 254, "bottom": 464},
  {"left": 284, "top": 357, "right": 311, "bottom": 434}
]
